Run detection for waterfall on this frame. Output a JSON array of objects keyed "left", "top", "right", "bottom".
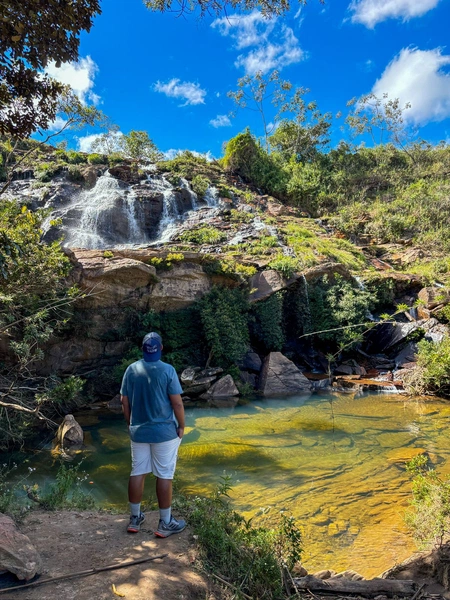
[{"left": 63, "top": 172, "right": 148, "bottom": 248}]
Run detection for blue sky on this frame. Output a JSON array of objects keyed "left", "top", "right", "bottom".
[{"left": 46, "top": 0, "right": 450, "bottom": 156}]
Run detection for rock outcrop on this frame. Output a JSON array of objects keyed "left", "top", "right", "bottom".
[
  {"left": 259, "top": 352, "right": 312, "bottom": 397},
  {"left": 56, "top": 414, "right": 84, "bottom": 446},
  {"left": 0, "top": 513, "right": 42, "bottom": 580}
]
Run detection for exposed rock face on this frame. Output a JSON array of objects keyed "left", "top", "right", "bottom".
[
  {"left": 131, "top": 183, "right": 164, "bottom": 238},
  {"left": 418, "top": 287, "right": 450, "bottom": 309},
  {"left": 70, "top": 250, "right": 157, "bottom": 310},
  {"left": 238, "top": 350, "right": 262, "bottom": 372},
  {"left": 109, "top": 164, "right": 146, "bottom": 185},
  {"left": 366, "top": 321, "right": 423, "bottom": 354},
  {"left": 39, "top": 339, "right": 129, "bottom": 375},
  {"left": 0, "top": 513, "right": 42, "bottom": 580},
  {"left": 259, "top": 352, "right": 312, "bottom": 397},
  {"left": 149, "top": 262, "right": 213, "bottom": 311},
  {"left": 56, "top": 414, "right": 84, "bottom": 446}
]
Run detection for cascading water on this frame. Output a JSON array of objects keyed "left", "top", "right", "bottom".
[{"left": 63, "top": 172, "right": 148, "bottom": 248}]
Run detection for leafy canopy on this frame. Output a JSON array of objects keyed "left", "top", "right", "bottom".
[{"left": 0, "top": 0, "right": 101, "bottom": 137}]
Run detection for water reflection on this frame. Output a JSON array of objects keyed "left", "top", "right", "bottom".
[{"left": 6, "top": 392, "right": 450, "bottom": 577}]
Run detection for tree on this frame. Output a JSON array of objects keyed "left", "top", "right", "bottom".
[
  {"left": 346, "top": 93, "right": 416, "bottom": 160},
  {"left": 0, "top": 90, "right": 105, "bottom": 195},
  {"left": 270, "top": 88, "right": 332, "bottom": 162},
  {"left": 0, "top": 0, "right": 101, "bottom": 138},
  {"left": 145, "top": 0, "right": 317, "bottom": 17},
  {"left": 119, "top": 130, "right": 163, "bottom": 163},
  {"left": 228, "top": 70, "right": 292, "bottom": 150},
  {"left": 91, "top": 124, "right": 123, "bottom": 155}
]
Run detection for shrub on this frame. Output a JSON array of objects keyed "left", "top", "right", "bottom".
[
  {"left": 199, "top": 287, "right": 249, "bottom": 367},
  {"left": 191, "top": 174, "right": 210, "bottom": 199},
  {"left": 108, "top": 153, "right": 124, "bottom": 167},
  {"left": 66, "top": 165, "right": 85, "bottom": 183},
  {"left": 405, "top": 337, "right": 450, "bottom": 396},
  {"left": 228, "top": 208, "right": 254, "bottom": 223},
  {"left": 179, "top": 226, "right": 227, "bottom": 245},
  {"left": 268, "top": 255, "right": 300, "bottom": 279},
  {"left": 87, "top": 153, "right": 106, "bottom": 165},
  {"left": 177, "top": 476, "right": 302, "bottom": 599},
  {"left": 405, "top": 455, "right": 450, "bottom": 548},
  {"left": 66, "top": 150, "right": 87, "bottom": 164},
  {"left": 35, "top": 162, "right": 62, "bottom": 182},
  {"left": 251, "top": 291, "right": 285, "bottom": 352}
]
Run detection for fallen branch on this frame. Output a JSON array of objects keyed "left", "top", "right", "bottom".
[
  {"left": 0, "top": 554, "right": 168, "bottom": 595},
  {"left": 293, "top": 575, "right": 417, "bottom": 598},
  {"left": 211, "top": 573, "right": 252, "bottom": 600}
]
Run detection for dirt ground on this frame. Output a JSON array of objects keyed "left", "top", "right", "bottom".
[{"left": 2, "top": 510, "right": 218, "bottom": 600}]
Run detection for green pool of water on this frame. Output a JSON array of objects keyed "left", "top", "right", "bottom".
[{"left": 7, "top": 392, "right": 450, "bottom": 577}]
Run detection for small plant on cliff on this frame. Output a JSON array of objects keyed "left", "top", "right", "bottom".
[
  {"left": 87, "top": 153, "right": 105, "bottom": 165},
  {"left": 179, "top": 226, "right": 226, "bottom": 245},
  {"left": 405, "top": 455, "right": 450, "bottom": 548},
  {"left": 268, "top": 254, "right": 300, "bottom": 279},
  {"left": 191, "top": 174, "right": 210, "bottom": 200},
  {"left": 177, "top": 476, "right": 302, "bottom": 599}
]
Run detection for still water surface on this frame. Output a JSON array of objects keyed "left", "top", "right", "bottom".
[{"left": 10, "top": 392, "right": 450, "bottom": 577}]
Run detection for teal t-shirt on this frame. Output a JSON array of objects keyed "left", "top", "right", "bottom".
[{"left": 120, "top": 359, "right": 183, "bottom": 443}]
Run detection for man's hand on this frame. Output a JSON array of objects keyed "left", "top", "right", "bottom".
[{"left": 177, "top": 427, "right": 184, "bottom": 439}]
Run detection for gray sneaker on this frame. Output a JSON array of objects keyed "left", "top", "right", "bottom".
[
  {"left": 127, "top": 512, "right": 145, "bottom": 533},
  {"left": 155, "top": 516, "right": 186, "bottom": 538}
]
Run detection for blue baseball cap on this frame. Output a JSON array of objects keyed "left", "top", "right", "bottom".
[{"left": 142, "top": 332, "right": 163, "bottom": 362}]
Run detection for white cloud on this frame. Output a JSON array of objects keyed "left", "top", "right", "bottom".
[
  {"left": 235, "top": 27, "right": 304, "bottom": 75},
  {"left": 210, "top": 114, "right": 232, "bottom": 128},
  {"left": 349, "top": 0, "right": 441, "bottom": 28},
  {"left": 154, "top": 79, "right": 206, "bottom": 106},
  {"left": 211, "top": 10, "right": 304, "bottom": 75},
  {"left": 77, "top": 130, "right": 124, "bottom": 153},
  {"left": 164, "top": 149, "right": 215, "bottom": 161},
  {"left": 372, "top": 47, "right": 450, "bottom": 124},
  {"left": 45, "top": 56, "right": 100, "bottom": 104},
  {"left": 47, "top": 116, "right": 68, "bottom": 132}
]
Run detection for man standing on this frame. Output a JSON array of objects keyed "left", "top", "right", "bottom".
[{"left": 120, "top": 332, "right": 186, "bottom": 537}]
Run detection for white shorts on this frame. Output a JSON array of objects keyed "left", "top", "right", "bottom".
[{"left": 130, "top": 437, "right": 181, "bottom": 479}]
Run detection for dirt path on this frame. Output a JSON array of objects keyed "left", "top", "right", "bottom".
[{"left": 5, "top": 511, "right": 216, "bottom": 600}]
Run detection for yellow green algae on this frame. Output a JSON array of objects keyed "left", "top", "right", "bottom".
[{"left": 14, "top": 392, "right": 450, "bottom": 578}]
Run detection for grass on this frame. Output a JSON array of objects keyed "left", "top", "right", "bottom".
[{"left": 179, "top": 226, "right": 227, "bottom": 245}]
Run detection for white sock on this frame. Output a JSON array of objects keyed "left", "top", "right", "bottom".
[
  {"left": 160, "top": 507, "right": 171, "bottom": 524},
  {"left": 130, "top": 502, "right": 141, "bottom": 517}
]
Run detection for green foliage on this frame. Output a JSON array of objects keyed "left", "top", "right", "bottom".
[
  {"left": 66, "top": 164, "right": 84, "bottom": 183},
  {"left": 406, "top": 337, "right": 450, "bottom": 396},
  {"left": 199, "top": 287, "right": 249, "bottom": 367},
  {"left": 202, "top": 257, "right": 257, "bottom": 280},
  {"left": 179, "top": 226, "right": 227, "bottom": 245},
  {"left": 35, "top": 162, "right": 62, "bottom": 182},
  {"left": 149, "top": 252, "right": 184, "bottom": 271},
  {"left": 119, "top": 130, "right": 162, "bottom": 163},
  {"left": 250, "top": 291, "right": 285, "bottom": 352},
  {"left": 406, "top": 455, "right": 450, "bottom": 547},
  {"left": 268, "top": 254, "right": 299, "bottom": 279},
  {"left": 29, "top": 462, "right": 95, "bottom": 511},
  {"left": 223, "top": 130, "right": 287, "bottom": 199},
  {"left": 228, "top": 208, "right": 254, "bottom": 223},
  {"left": 103, "top": 250, "right": 114, "bottom": 258},
  {"left": 191, "top": 174, "right": 210, "bottom": 199},
  {"left": 66, "top": 150, "right": 87, "bottom": 165},
  {"left": 308, "top": 274, "right": 374, "bottom": 347},
  {"left": 159, "top": 150, "right": 222, "bottom": 181},
  {"left": 177, "top": 476, "right": 302, "bottom": 599},
  {"left": 87, "top": 152, "right": 105, "bottom": 165}
]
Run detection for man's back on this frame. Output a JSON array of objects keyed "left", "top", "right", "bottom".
[{"left": 120, "top": 359, "right": 181, "bottom": 443}]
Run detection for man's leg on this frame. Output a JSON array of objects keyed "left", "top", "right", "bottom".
[
  {"left": 152, "top": 438, "right": 186, "bottom": 537},
  {"left": 127, "top": 442, "right": 151, "bottom": 533}
]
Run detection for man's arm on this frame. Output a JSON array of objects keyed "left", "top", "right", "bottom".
[
  {"left": 169, "top": 394, "right": 185, "bottom": 438},
  {"left": 121, "top": 395, "right": 131, "bottom": 426}
]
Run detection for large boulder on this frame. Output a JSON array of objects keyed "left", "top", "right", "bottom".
[
  {"left": 109, "top": 164, "right": 146, "bottom": 185},
  {"left": 56, "top": 414, "right": 84, "bottom": 446},
  {"left": 207, "top": 375, "right": 239, "bottom": 398},
  {"left": 0, "top": 513, "right": 42, "bottom": 580},
  {"left": 418, "top": 287, "right": 450, "bottom": 310},
  {"left": 259, "top": 352, "right": 312, "bottom": 397},
  {"left": 149, "top": 262, "right": 213, "bottom": 311}
]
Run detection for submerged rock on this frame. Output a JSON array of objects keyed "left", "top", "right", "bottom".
[
  {"left": 0, "top": 513, "right": 42, "bottom": 580},
  {"left": 259, "top": 352, "right": 312, "bottom": 397}
]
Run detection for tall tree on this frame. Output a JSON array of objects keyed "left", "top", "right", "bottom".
[{"left": 0, "top": 0, "right": 101, "bottom": 138}]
